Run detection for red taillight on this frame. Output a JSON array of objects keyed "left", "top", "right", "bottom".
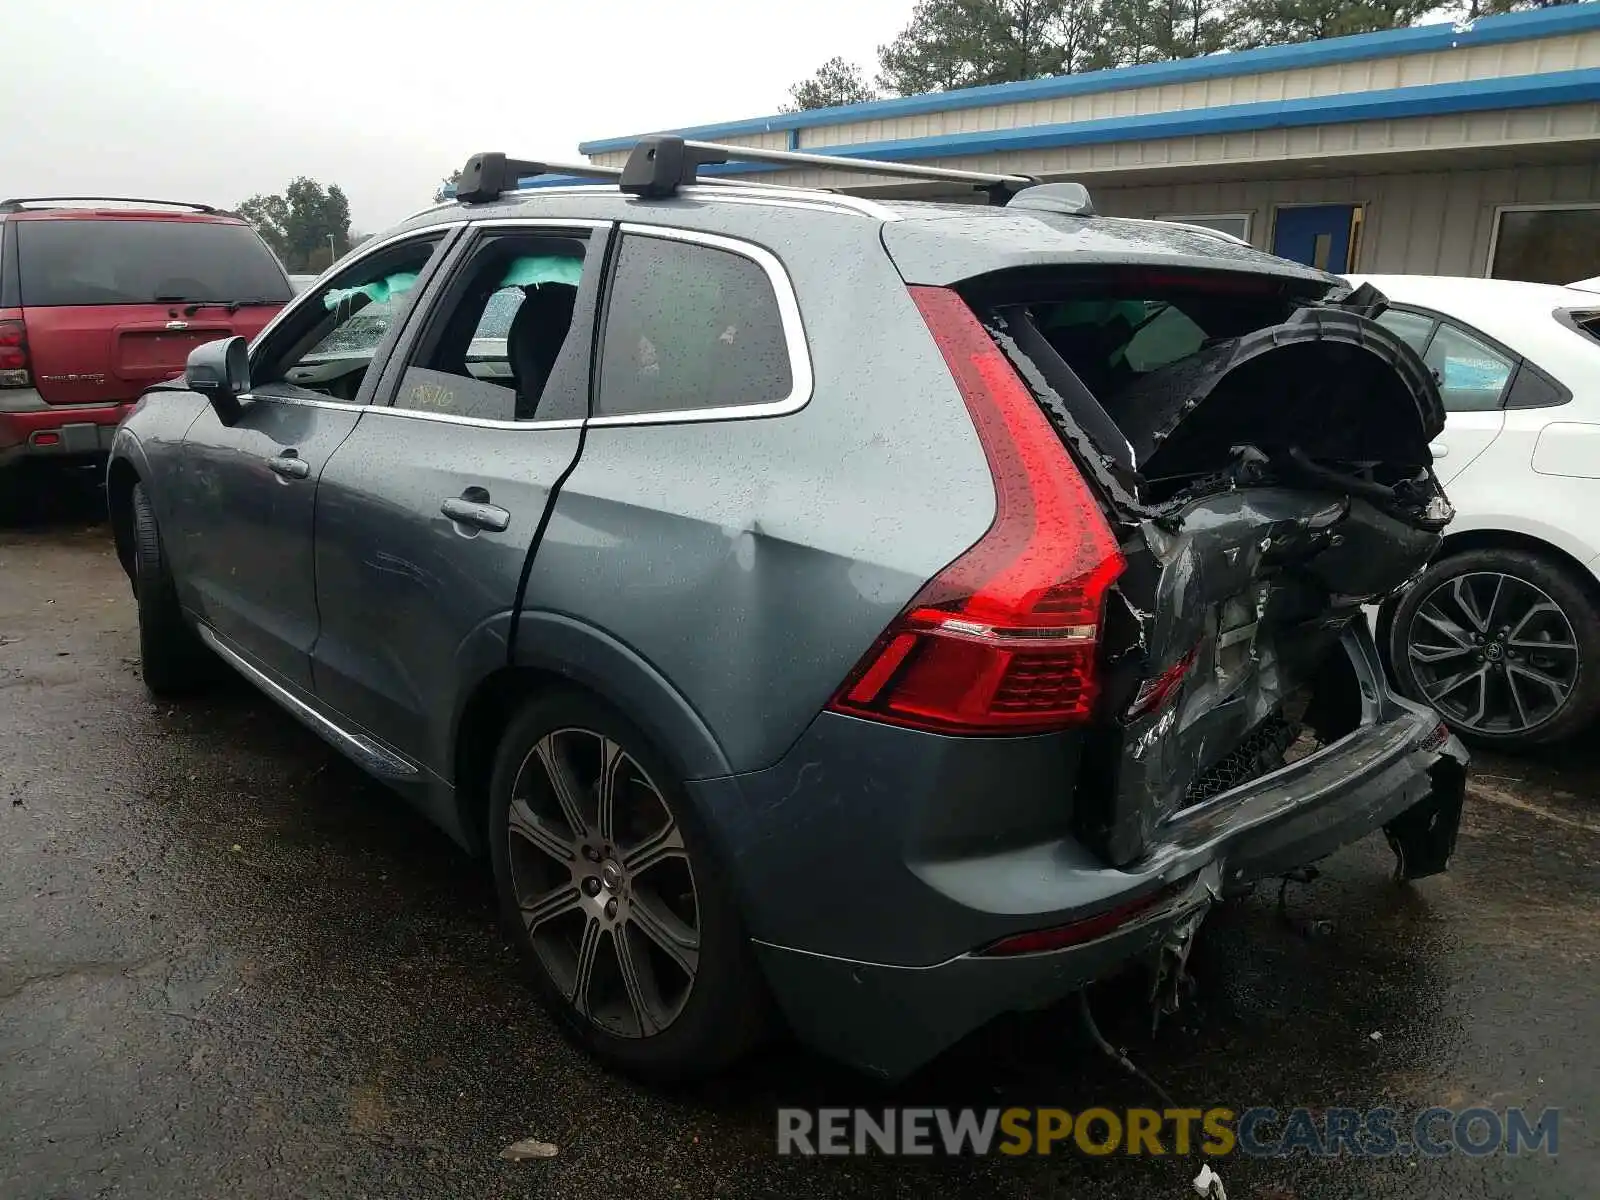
[
  {"left": 0, "top": 316, "right": 30, "bottom": 387},
  {"left": 827, "top": 286, "right": 1126, "bottom": 736},
  {"left": 976, "top": 882, "right": 1184, "bottom": 956},
  {"left": 1125, "top": 646, "right": 1198, "bottom": 721}
]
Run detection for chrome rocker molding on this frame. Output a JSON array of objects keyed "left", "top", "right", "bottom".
[{"left": 195, "top": 624, "right": 420, "bottom": 779}]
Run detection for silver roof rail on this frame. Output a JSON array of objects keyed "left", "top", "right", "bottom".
[
  {"left": 0, "top": 196, "right": 219, "bottom": 214},
  {"left": 620, "top": 136, "right": 1037, "bottom": 204}
]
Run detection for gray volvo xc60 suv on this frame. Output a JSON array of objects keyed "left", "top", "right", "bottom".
[{"left": 107, "top": 139, "right": 1468, "bottom": 1081}]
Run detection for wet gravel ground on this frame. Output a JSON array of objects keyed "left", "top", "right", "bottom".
[{"left": 1, "top": 467, "right": 1595, "bottom": 1200}]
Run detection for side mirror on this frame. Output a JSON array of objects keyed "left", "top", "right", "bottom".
[{"left": 186, "top": 336, "right": 251, "bottom": 425}]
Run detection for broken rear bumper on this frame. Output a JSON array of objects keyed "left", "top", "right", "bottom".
[
  {"left": 725, "top": 650, "right": 1465, "bottom": 1080},
  {"left": 1143, "top": 697, "right": 1465, "bottom": 889}
]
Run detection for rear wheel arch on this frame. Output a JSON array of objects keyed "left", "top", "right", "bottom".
[
  {"left": 452, "top": 665, "right": 564, "bottom": 857},
  {"left": 451, "top": 617, "right": 734, "bottom": 857},
  {"left": 483, "top": 684, "right": 771, "bottom": 1079}
]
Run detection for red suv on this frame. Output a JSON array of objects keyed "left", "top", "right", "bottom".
[{"left": 0, "top": 197, "right": 292, "bottom": 470}]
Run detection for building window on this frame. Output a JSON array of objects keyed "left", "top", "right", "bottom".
[
  {"left": 1162, "top": 213, "right": 1252, "bottom": 243},
  {"left": 1489, "top": 205, "right": 1600, "bottom": 285}
]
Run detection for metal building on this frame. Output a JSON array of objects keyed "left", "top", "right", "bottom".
[{"left": 579, "top": 6, "right": 1600, "bottom": 282}]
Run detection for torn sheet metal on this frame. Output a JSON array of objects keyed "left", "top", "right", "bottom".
[
  {"left": 1093, "top": 488, "right": 1441, "bottom": 864},
  {"left": 1385, "top": 754, "right": 1468, "bottom": 880},
  {"left": 1148, "top": 896, "right": 1209, "bottom": 1035}
]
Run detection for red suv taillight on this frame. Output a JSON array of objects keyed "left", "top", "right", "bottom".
[
  {"left": 827, "top": 286, "right": 1126, "bottom": 736},
  {"left": 0, "top": 315, "right": 30, "bottom": 388}
]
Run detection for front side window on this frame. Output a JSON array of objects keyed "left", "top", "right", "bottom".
[
  {"left": 1424, "top": 321, "right": 1514, "bottom": 413},
  {"left": 16, "top": 218, "right": 291, "bottom": 307},
  {"left": 391, "top": 232, "right": 589, "bottom": 422},
  {"left": 596, "top": 233, "right": 792, "bottom": 418},
  {"left": 256, "top": 235, "right": 444, "bottom": 403}
]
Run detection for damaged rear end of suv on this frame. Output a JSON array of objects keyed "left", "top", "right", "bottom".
[{"left": 739, "top": 203, "right": 1468, "bottom": 1080}]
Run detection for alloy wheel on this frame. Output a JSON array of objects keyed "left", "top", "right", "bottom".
[
  {"left": 505, "top": 728, "right": 700, "bottom": 1038},
  {"left": 1406, "top": 571, "right": 1580, "bottom": 736}
]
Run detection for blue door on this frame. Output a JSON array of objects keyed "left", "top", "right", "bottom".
[{"left": 1273, "top": 205, "right": 1358, "bottom": 272}]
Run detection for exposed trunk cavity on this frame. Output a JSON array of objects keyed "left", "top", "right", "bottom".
[
  {"left": 974, "top": 270, "right": 1452, "bottom": 865},
  {"left": 983, "top": 274, "right": 1449, "bottom": 527}
]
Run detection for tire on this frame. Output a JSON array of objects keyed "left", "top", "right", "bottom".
[
  {"left": 1388, "top": 546, "right": 1600, "bottom": 751},
  {"left": 487, "top": 688, "right": 768, "bottom": 1081},
  {"left": 130, "top": 482, "right": 212, "bottom": 697}
]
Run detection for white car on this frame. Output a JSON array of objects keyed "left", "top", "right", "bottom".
[{"left": 1346, "top": 275, "right": 1600, "bottom": 751}]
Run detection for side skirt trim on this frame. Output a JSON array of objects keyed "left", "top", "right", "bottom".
[{"left": 195, "top": 624, "right": 420, "bottom": 780}]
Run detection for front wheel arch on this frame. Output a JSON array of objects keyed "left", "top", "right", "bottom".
[
  {"left": 106, "top": 457, "right": 141, "bottom": 586},
  {"left": 1386, "top": 537, "right": 1600, "bottom": 748},
  {"left": 1379, "top": 528, "right": 1600, "bottom": 670}
]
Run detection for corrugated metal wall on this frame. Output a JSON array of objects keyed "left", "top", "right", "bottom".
[
  {"left": 1094, "top": 160, "right": 1600, "bottom": 275},
  {"left": 809, "top": 30, "right": 1600, "bottom": 148}
]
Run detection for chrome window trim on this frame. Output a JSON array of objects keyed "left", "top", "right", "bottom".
[
  {"left": 588, "top": 222, "right": 814, "bottom": 428},
  {"left": 236, "top": 391, "right": 364, "bottom": 413},
  {"left": 235, "top": 389, "right": 585, "bottom": 430},
  {"left": 364, "top": 407, "right": 585, "bottom": 432}
]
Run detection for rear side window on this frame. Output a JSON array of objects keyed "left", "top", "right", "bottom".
[
  {"left": 1423, "top": 322, "right": 1514, "bottom": 412},
  {"left": 596, "top": 233, "right": 792, "bottom": 418},
  {"left": 16, "top": 219, "right": 291, "bottom": 307},
  {"left": 1569, "top": 311, "right": 1600, "bottom": 347},
  {"left": 1375, "top": 309, "right": 1435, "bottom": 354},
  {"left": 393, "top": 232, "right": 590, "bottom": 422}
]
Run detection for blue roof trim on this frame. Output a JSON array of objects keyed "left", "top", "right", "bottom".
[
  {"left": 579, "top": 6, "right": 1600, "bottom": 154},
  {"left": 513, "top": 176, "right": 610, "bottom": 189},
  {"left": 671, "top": 69, "right": 1600, "bottom": 176}
]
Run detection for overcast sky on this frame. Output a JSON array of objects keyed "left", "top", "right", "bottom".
[{"left": 3, "top": 1, "right": 909, "bottom": 232}]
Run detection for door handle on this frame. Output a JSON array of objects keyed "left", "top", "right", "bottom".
[
  {"left": 1429, "top": 440, "right": 1448, "bottom": 459},
  {"left": 268, "top": 451, "right": 311, "bottom": 480},
  {"left": 441, "top": 491, "right": 510, "bottom": 532}
]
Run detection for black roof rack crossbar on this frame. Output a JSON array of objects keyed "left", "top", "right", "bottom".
[
  {"left": 454, "top": 151, "right": 622, "bottom": 203},
  {"left": 0, "top": 196, "right": 218, "bottom": 214},
  {"left": 618, "top": 136, "right": 1036, "bottom": 203}
]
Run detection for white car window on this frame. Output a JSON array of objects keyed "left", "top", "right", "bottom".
[
  {"left": 1376, "top": 309, "right": 1434, "bottom": 355},
  {"left": 1423, "top": 322, "right": 1514, "bottom": 413}
]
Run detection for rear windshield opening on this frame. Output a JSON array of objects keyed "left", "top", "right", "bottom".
[
  {"left": 1024, "top": 292, "right": 1296, "bottom": 403},
  {"left": 980, "top": 275, "right": 1439, "bottom": 513},
  {"left": 16, "top": 219, "right": 292, "bottom": 307}
]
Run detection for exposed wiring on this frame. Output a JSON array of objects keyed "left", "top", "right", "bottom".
[{"left": 1077, "top": 989, "right": 1178, "bottom": 1112}]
